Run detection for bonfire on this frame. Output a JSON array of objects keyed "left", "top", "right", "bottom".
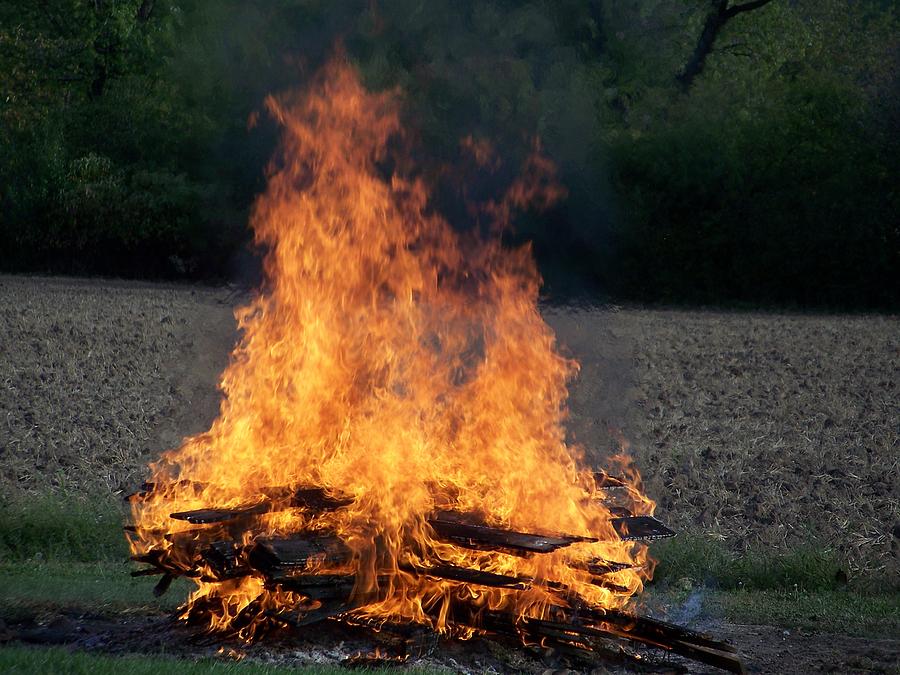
[{"left": 126, "top": 56, "right": 742, "bottom": 673}]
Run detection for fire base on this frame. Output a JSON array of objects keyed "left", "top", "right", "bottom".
[{"left": 126, "top": 480, "right": 743, "bottom": 673}]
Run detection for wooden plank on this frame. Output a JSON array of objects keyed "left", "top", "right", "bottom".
[
  {"left": 274, "top": 578, "right": 356, "bottom": 601},
  {"left": 401, "top": 562, "right": 530, "bottom": 590},
  {"left": 201, "top": 540, "right": 250, "bottom": 581},
  {"left": 266, "top": 599, "right": 348, "bottom": 627},
  {"left": 428, "top": 512, "right": 595, "bottom": 554},
  {"left": 153, "top": 573, "right": 175, "bottom": 597},
  {"left": 588, "top": 578, "right": 631, "bottom": 594},
  {"left": 170, "top": 501, "right": 272, "bottom": 524},
  {"left": 248, "top": 535, "right": 352, "bottom": 575},
  {"left": 609, "top": 516, "right": 676, "bottom": 541},
  {"left": 290, "top": 487, "right": 353, "bottom": 511},
  {"left": 590, "top": 609, "right": 740, "bottom": 654},
  {"left": 470, "top": 605, "right": 743, "bottom": 674},
  {"left": 437, "top": 605, "right": 659, "bottom": 672},
  {"left": 166, "top": 486, "right": 353, "bottom": 525},
  {"left": 427, "top": 511, "right": 673, "bottom": 549},
  {"left": 124, "top": 479, "right": 207, "bottom": 502},
  {"left": 231, "top": 594, "right": 265, "bottom": 630},
  {"left": 163, "top": 527, "right": 231, "bottom": 555},
  {"left": 593, "top": 471, "right": 628, "bottom": 490},
  {"left": 131, "top": 545, "right": 200, "bottom": 578},
  {"left": 576, "top": 558, "right": 636, "bottom": 576},
  {"left": 271, "top": 573, "right": 392, "bottom": 602},
  {"left": 268, "top": 592, "right": 381, "bottom": 628}
]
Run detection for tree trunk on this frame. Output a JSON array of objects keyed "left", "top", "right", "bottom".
[
  {"left": 677, "top": 0, "right": 776, "bottom": 91},
  {"left": 136, "top": 0, "right": 154, "bottom": 22},
  {"left": 89, "top": 62, "right": 107, "bottom": 99},
  {"left": 677, "top": 0, "right": 729, "bottom": 90}
]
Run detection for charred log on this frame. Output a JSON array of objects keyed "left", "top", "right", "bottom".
[
  {"left": 153, "top": 573, "right": 175, "bottom": 597},
  {"left": 447, "top": 602, "right": 744, "bottom": 674},
  {"left": 575, "top": 558, "right": 636, "bottom": 576},
  {"left": 171, "top": 502, "right": 272, "bottom": 524},
  {"left": 202, "top": 541, "right": 251, "bottom": 581}
]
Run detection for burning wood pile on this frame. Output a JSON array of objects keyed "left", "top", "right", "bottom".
[
  {"left": 127, "top": 477, "right": 742, "bottom": 672},
  {"left": 126, "top": 56, "right": 743, "bottom": 673}
]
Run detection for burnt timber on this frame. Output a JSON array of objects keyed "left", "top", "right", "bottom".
[{"left": 126, "top": 483, "right": 742, "bottom": 672}]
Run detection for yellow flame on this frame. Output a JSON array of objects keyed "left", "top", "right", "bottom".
[{"left": 130, "top": 55, "right": 654, "bottom": 633}]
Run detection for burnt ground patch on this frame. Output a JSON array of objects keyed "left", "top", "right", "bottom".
[{"left": 2, "top": 595, "right": 897, "bottom": 674}]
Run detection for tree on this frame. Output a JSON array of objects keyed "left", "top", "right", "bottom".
[
  {"left": 677, "top": 0, "right": 776, "bottom": 90},
  {"left": 0, "top": 1, "right": 174, "bottom": 110}
]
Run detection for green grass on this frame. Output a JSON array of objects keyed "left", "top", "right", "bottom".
[
  {"left": 0, "top": 561, "right": 191, "bottom": 620},
  {"left": 0, "top": 496, "right": 854, "bottom": 590},
  {"left": 643, "top": 583, "right": 899, "bottom": 639},
  {"left": 0, "top": 494, "right": 188, "bottom": 621},
  {"left": 0, "top": 493, "right": 127, "bottom": 563},
  {"left": 707, "top": 589, "right": 900, "bottom": 638},
  {"left": 649, "top": 533, "right": 849, "bottom": 591},
  {"left": 0, "top": 645, "right": 425, "bottom": 674}
]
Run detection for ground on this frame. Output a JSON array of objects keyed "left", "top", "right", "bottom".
[{"left": 0, "top": 275, "right": 898, "bottom": 673}]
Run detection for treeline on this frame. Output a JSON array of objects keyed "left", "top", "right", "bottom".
[{"left": 1, "top": 1, "right": 897, "bottom": 307}]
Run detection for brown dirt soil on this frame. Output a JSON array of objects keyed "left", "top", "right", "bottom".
[
  {"left": 614, "top": 309, "right": 897, "bottom": 581},
  {"left": 2, "top": 277, "right": 897, "bottom": 575},
  {"left": 0, "top": 276, "right": 236, "bottom": 496},
  {"left": 545, "top": 304, "right": 899, "bottom": 581}
]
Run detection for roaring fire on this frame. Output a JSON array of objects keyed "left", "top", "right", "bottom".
[{"left": 129, "top": 57, "right": 655, "bottom": 635}]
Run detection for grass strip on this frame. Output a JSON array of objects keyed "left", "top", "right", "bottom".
[
  {"left": 650, "top": 533, "right": 850, "bottom": 591},
  {"left": 0, "top": 494, "right": 127, "bottom": 563},
  {"left": 0, "top": 645, "right": 432, "bottom": 674},
  {"left": 4, "top": 561, "right": 898, "bottom": 640},
  {"left": 0, "top": 561, "right": 190, "bottom": 620},
  {"left": 707, "top": 588, "right": 900, "bottom": 638}
]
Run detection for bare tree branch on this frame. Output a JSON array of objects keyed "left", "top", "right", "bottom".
[
  {"left": 725, "top": 0, "right": 776, "bottom": 19},
  {"left": 677, "top": 0, "right": 778, "bottom": 90},
  {"left": 677, "top": 1, "right": 728, "bottom": 90}
]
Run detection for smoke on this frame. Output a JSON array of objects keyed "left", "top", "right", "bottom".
[{"left": 671, "top": 588, "right": 706, "bottom": 626}]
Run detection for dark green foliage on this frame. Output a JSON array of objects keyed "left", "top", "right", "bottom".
[
  {"left": 0, "top": 0, "right": 896, "bottom": 307},
  {"left": 0, "top": 0, "right": 240, "bottom": 278},
  {"left": 604, "top": 6, "right": 899, "bottom": 308}
]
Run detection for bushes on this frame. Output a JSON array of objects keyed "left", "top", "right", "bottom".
[
  {"left": 606, "top": 73, "right": 899, "bottom": 309},
  {"left": 0, "top": 1, "right": 240, "bottom": 280},
  {"left": 1, "top": 150, "right": 213, "bottom": 277}
]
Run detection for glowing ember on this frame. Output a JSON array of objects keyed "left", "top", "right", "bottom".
[{"left": 128, "top": 56, "right": 657, "bottom": 637}]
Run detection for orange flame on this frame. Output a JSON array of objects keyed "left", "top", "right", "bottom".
[{"left": 129, "top": 55, "right": 654, "bottom": 634}]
